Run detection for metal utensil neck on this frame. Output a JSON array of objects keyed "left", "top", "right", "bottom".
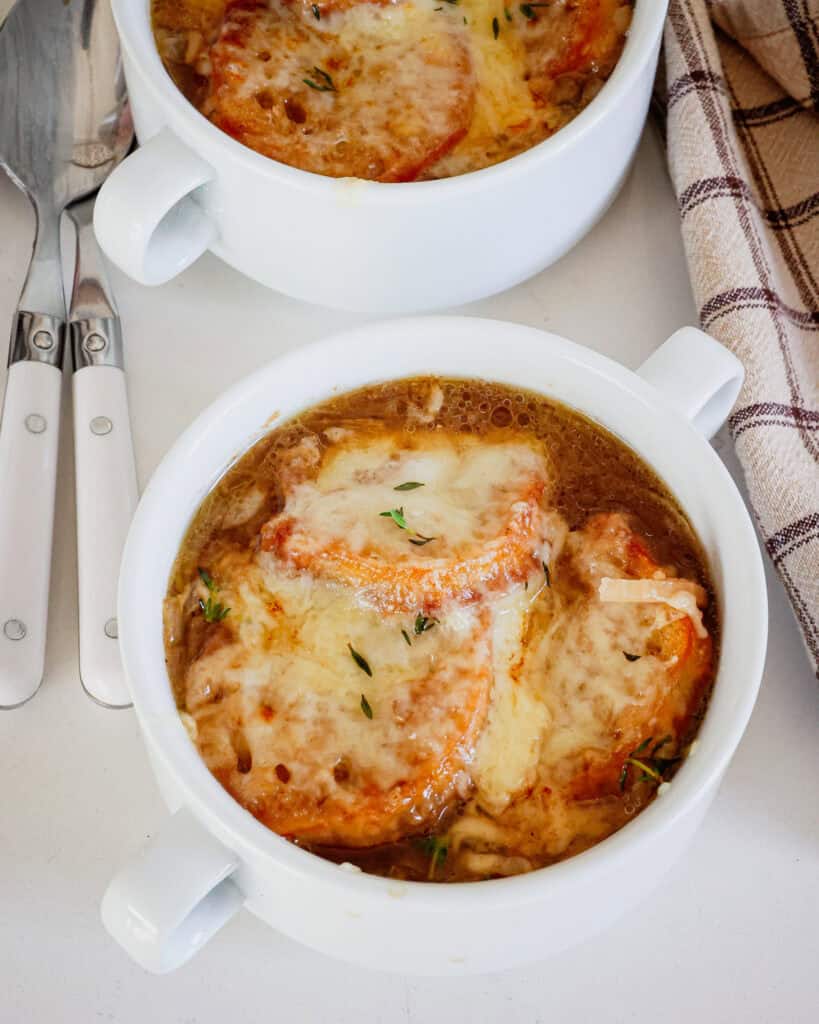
[
  {"left": 70, "top": 316, "right": 124, "bottom": 370},
  {"left": 9, "top": 311, "right": 65, "bottom": 368}
]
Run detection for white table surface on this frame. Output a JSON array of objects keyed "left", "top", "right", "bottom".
[{"left": 1, "top": 123, "right": 817, "bottom": 1023}]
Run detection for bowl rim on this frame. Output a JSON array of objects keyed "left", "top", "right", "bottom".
[
  {"left": 119, "top": 315, "right": 768, "bottom": 909},
  {"left": 113, "top": 0, "right": 669, "bottom": 197}
]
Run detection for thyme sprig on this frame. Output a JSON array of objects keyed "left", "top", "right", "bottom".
[
  {"left": 197, "top": 567, "right": 230, "bottom": 622},
  {"left": 303, "top": 66, "right": 336, "bottom": 92},
  {"left": 380, "top": 506, "right": 409, "bottom": 529},
  {"left": 379, "top": 506, "right": 437, "bottom": 547},
  {"left": 414, "top": 614, "right": 439, "bottom": 635},
  {"left": 520, "top": 2, "right": 551, "bottom": 19},
  {"left": 619, "top": 736, "right": 679, "bottom": 791},
  {"left": 415, "top": 835, "right": 449, "bottom": 879}
]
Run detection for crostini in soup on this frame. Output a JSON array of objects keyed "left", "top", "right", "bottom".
[
  {"left": 164, "top": 377, "right": 717, "bottom": 882},
  {"left": 152, "top": 0, "right": 634, "bottom": 180}
]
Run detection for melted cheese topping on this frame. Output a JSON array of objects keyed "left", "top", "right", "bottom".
[
  {"left": 272, "top": 432, "right": 551, "bottom": 560},
  {"left": 598, "top": 576, "right": 709, "bottom": 638},
  {"left": 472, "top": 583, "right": 551, "bottom": 814},
  {"left": 185, "top": 558, "right": 493, "bottom": 845},
  {"left": 153, "top": 0, "right": 633, "bottom": 179},
  {"left": 165, "top": 410, "right": 713, "bottom": 878}
]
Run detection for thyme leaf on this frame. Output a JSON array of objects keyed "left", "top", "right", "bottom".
[
  {"left": 199, "top": 597, "right": 230, "bottom": 623},
  {"left": 303, "top": 66, "right": 336, "bottom": 92},
  {"left": 619, "top": 735, "right": 679, "bottom": 791},
  {"left": 380, "top": 505, "right": 436, "bottom": 546},
  {"left": 414, "top": 614, "right": 438, "bottom": 635},
  {"left": 623, "top": 651, "right": 641, "bottom": 662},
  {"left": 519, "top": 2, "right": 551, "bottom": 19},
  {"left": 401, "top": 628, "right": 412, "bottom": 647},
  {"left": 348, "top": 642, "right": 372, "bottom": 677},
  {"left": 542, "top": 561, "right": 551, "bottom": 587},
  {"left": 379, "top": 506, "right": 408, "bottom": 530},
  {"left": 408, "top": 533, "right": 437, "bottom": 546},
  {"left": 360, "top": 693, "right": 373, "bottom": 719},
  {"left": 198, "top": 567, "right": 217, "bottom": 592},
  {"left": 311, "top": 2, "right": 320, "bottom": 18},
  {"left": 394, "top": 481, "right": 425, "bottom": 491},
  {"left": 415, "top": 835, "right": 449, "bottom": 878},
  {"left": 492, "top": 15, "right": 499, "bottom": 37}
]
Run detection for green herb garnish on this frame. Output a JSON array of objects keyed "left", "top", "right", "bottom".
[
  {"left": 519, "top": 2, "right": 550, "bottom": 19},
  {"left": 414, "top": 614, "right": 438, "bottom": 636},
  {"left": 542, "top": 561, "right": 551, "bottom": 587},
  {"left": 619, "top": 735, "right": 678, "bottom": 791},
  {"left": 348, "top": 643, "right": 372, "bottom": 677},
  {"left": 360, "top": 693, "right": 373, "bottom": 719},
  {"left": 408, "top": 533, "right": 437, "bottom": 546},
  {"left": 303, "top": 66, "right": 336, "bottom": 92},
  {"left": 198, "top": 567, "right": 216, "bottom": 591},
  {"left": 416, "top": 835, "right": 449, "bottom": 879},
  {"left": 311, "top": 2, "right": 320, "bottom": 18},
  {"left": 394, "top": 481, "right": 424, "bottom": 491},
  {"left": 624, "top": 651, "right": 641, "bottom": 662},
  {"left": 492, "top": 15, "right": 499, "bottom": 37},
  {"left": 504, "top": 6, "right": 512, "bottom": 20},
  {"left": 380, "top": 506, "right": 437, "bottom": 546},
  {"left": 199, "top": 596, "right": 230, "bottom": 624},
  {"left": 380, "top": 506, "right": 409, "bottom": 530},
  {"left": 401, "top": 628, "right": 412, "bottom": 647}
]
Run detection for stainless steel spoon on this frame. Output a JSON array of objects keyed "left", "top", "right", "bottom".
[{"left": 0, "top": 0, "right": 133, "bottom": 707}]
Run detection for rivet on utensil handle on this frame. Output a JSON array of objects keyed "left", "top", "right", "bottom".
[
  {"left": 70, "top": 317, "right": 123, "bottom": 369},
  {"left": 90, "top": 416, "right": 113, "bottom": 435},
  {"left": 3, "top": 619, "right": 27, "bottom": 641},
  {"left": 24, "top": 414, "right": 47, "bottom": 434},
  {"left": 9, "top": 312, "right": 65, "bottom": 368}
]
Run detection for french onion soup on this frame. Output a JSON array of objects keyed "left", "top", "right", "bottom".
[
  {"left": 164, "top": 378, "right": 718, "bottom": 882},
  {"left": 152, "top": 0, "right": 633, "bottom": 181}
]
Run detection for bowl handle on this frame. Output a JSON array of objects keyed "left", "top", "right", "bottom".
[
  {"left": 636, "top": 327, "right": 744, "bottom": 439},
  {"left": 101, "top": 807, "right": 243, "bottom": 973},
  {"left": 94, "top": 129, "right": 217, "bottom": 286}
]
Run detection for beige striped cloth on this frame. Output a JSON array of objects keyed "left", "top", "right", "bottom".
[{"left": 662, "top": 0, "right": 819, "bottom": 677}]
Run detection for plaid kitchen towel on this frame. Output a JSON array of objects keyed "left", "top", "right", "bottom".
[{"left": 663, "top": 0, "right": 819, "bottom": 676}]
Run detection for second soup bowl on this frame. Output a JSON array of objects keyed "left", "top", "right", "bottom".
[
  {"left": 103, "top": 317, "right": 767, "bottom": 974},
  {"left": 94, "top": 0, "right": 668, "bottom": 313}
]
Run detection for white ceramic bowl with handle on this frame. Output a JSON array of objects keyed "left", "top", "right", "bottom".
[
  {"left": 104, "top": 317, "right": 767, "bottom": 975},
  {"left": 93, "top": 0, "right": 668, "bottom": 313}
]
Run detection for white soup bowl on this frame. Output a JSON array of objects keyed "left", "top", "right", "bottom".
[
  {"left": 104, "top": 317, "right": 767, "bottom": 974},
  {"left": 94, "top": 0, "right": 669, "bottom": 312}
]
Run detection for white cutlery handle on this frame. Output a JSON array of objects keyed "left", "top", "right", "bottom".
[
  {"left": 0, "top": 361, "right": 62, "bottom": 708},
  {"left": 73, "top": 365, "right": 137, "bottom": 708}
]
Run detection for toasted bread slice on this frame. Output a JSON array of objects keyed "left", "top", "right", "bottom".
[
  {"left": 179, "top": 558, "right": 493, "bottom": 846},
  {"left": 206, "top": 0, "right": 475, "bottom": 181},
  {"left": 260, "top": 431, "right": 558, "bottom": 613},
  {"left": 532, "top": 513, "right": 712, "bottom": 801},
  {"left": 523, "top": 0, "right": 632, "bottom": 101}
]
